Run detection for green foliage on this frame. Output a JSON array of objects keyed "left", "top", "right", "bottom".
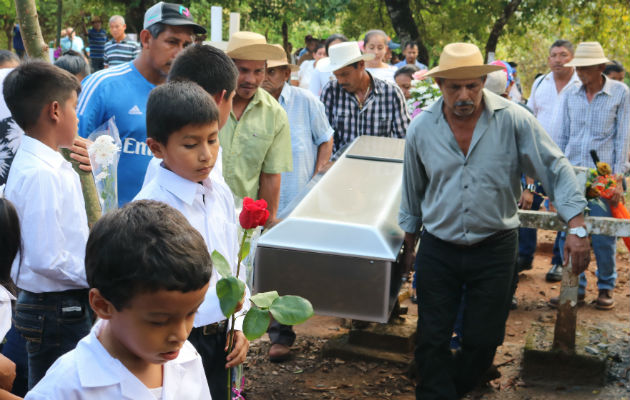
[
  {"left": 242, "top": 307, "right": 271, "bottom": 340},
  {"left": 211, "top": 250, "right": 232, "bottom": 279},
  {"left": 250, "top": 290, "right": 279, "bottom": 308},
  {"left": 269, "top": 295, "right": 314, "bottom": 325},
  {"left": 216, "top": 276, "right": 245, "bottom": 318},
  {"left": 239, "top": 239, "right": 251, "bottom": 262}
]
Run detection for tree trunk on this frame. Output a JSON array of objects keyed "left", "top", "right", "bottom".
[
  {"left": 281, "top": 20, "right": 289, "bottom": 59},
  {"left": 484, "top": 0, "right": 523, "bottom": 61},
  {"left": 13, "top": 0, "right": 102, "bottom": 228},
  {"left": 383, "top": 0, "right": 429, "bottom": 66},
  {"left": 14, "top": 0, "right": 47, "bottom": 60},
  {"left": 55, "top": 0, "right": 62, "bottom": 48},
  {"left": 2, "top": 17, "right": 13, "bottom": 51}
]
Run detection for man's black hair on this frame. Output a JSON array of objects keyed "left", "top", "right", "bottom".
[
  {"left": 55, "top": 50, "right": 90, "bottom": 79},
  {"left": 325, "top": 34, "right": 348, "bottom": 55},
  {"left": 146, "top": 80, "right": 219, "bottom": 144},
  {"left": 604, "top": 61, "right": 624, "bottom": 75},
  {"left": 550, "top": 39, "right": 574, "bottom": 55},
  {"left": 147, "top": 22, "right": 168, "bottom": 38},
  {"left": 0, "top": 50, "right": 19, "bottom": 67},
  {"left": 2, "top": 61, "right": 80, "bottom": 131},
  {"left": 403, "top": 41, "right": 418, "bottom": 50},
  {"left": 395, "top": 64, "right": 420, "bottom": 79},
  {"left": 0, "top": 198, "right": 20, "bottom": 295},
  {"left": 168, "top": 44, "right": 238, "bottom": 99},
  {"left": 85, "top": 200, "right": 212, "bottom": 310}
]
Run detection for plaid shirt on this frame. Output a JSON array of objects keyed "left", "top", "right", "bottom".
[
  {"left": 320, "top": 72, "right": 410, "bottom": 152},
  {"left": 555, "top": 75, "right": 630, "bottom": 174}
]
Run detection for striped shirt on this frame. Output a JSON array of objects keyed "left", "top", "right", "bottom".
[
  {"left": 320, "top": 71, "right": 410, "bottom": 152},
  {"left": 103, "top": 36, "right": 140, "bottom": 67},
  {"left": 87, "top": 28, "right": 107, "bottom": 59},
  {"left": 555, "top": 75, "right": 630, "bottom": 174}
]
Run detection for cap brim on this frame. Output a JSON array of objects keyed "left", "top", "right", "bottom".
[
  {"left": 227, "top": 44, "right": 286, "bottom": 61},
  {"left": 319, "top": 53, "right": 375, "bottom": 73},
  {"left": 425, "top": 64, "right": 504, "bottom": 79},
  {"left": 159, "top": 18, "right": 206, "bottom": 34},
  {"left": 564, "top": 58, "right": 610, "bottom": 67}
]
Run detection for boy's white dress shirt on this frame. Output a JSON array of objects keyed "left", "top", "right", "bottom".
[
  {"left": 0, "top": 285, "right": 15, "bottom": 340},
  {"left": 134, "top": 165, "right": 250, "bottom": 329},
  {"left": 5, "top": 135, "right": 89, "bottom": 292},
  {"left": 25, "top": 319, "right": 212, "bottom": 400}
]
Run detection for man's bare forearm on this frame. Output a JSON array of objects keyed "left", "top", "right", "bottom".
[
  {"left": 258, "top": 172, "right": 281, "bottom": 224},
  {"left": 313, "top": 138, "right": 333, "bottom": 177}
]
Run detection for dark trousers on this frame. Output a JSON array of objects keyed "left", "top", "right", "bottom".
[
  {"left": 90, "top": 58, "right": 104, "bottom": 72},
  {"left": 188, "top": 324, "right": 228, "bottom": 400},
  {"left": 14, "top": 289, "right": 92, "bottom": 389},
  {"left": 1, "top": 324, "right": 28, "bottom": 396},
  {"left": 268, "top": 320, "right": 296, "bottom": 346},
  {"left": 415, "top": 230, "right": 517, "bottom": 399}
]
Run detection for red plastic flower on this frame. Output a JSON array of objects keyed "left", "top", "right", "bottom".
[{"left": 239, "top": 197, "right": 269, "bottom": 229}]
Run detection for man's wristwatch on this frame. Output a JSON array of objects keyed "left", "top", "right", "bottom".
[
  {"left": 568, "top": 226, "right": 588, "bottom": 238},
  {"left": 525, "top": 183, "right": 536, "bottom": 192}
]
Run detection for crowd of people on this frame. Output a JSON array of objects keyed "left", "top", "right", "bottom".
[{"left": 0, "top": 1, "right": 628, "bottom": 399}]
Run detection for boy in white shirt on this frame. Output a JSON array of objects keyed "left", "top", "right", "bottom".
[
  {"left": 26, "top": 200, "right": 213, "bottom": 399},
  {"left": 135, "top": 79, "right": 249, "bottom": 399},
  {"left": 2, "top": 61, "right": 93, "bottom": 389}
]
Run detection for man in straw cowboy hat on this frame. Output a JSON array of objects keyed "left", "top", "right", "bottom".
[
  {"left": 319, "top": 41, "right": 409, "bottom": 152},
  {"left": 261, "top": 45, "right": 334, "bottom": 362},
  {"left": 398, "top": 42, "right": 591, "bottom": 399},
  {"left": 549, "top": 41, "right": 630, "bottom": 311},
  {"left": 220, "top": 31, "right": 292, "bottom": 226}
]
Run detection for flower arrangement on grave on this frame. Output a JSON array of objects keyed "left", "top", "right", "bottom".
[
  {"left": 586, "top": 151, "right": 630, "bottom": 251},
  {"left": 213, "top": 197, "right": 314, "bottom": 399},
  {"left": 87, "top": 118, "right": 121, "bottom": 214},
  {"left": 407, "top": 69, "right": 442, "bottom": 119}
]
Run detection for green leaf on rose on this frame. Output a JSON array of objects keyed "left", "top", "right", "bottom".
[
  {"left": 242, "top": 307, "right": 271, "bottom": 340},
  {"left": 216, "top": 276, "right": 245, "bottom": 317},
  {"left": 211, "top": 250, "right": 232, "bottom": 279},
  {"left": 269, "top": 295, "right": 314, "bottom": 325},
  {"left": 250, "top": 291, "right": 279, "bottom": 308},
  {"left": 239, "top": 239, "right": 251, "bottom": 263}
]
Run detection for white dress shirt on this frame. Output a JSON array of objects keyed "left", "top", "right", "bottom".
[
  {"left": 5, "top": 135, "right": 89, "bottom": 292},
  {"left": 134, "top": 165, "right": 250, "bottom": 329},
  {"left": 526, "top": 70, "right": 581, "bottom": 143},
  {"left": 0, "top": 286, "right": 15, "bottom": 341},
  {"left": 25, "top": 320, "right": 211, "bottom": 400}
]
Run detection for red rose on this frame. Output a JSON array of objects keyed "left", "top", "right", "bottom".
[{"left": 239, "top": 197, "right": 270, "bottom": 229}]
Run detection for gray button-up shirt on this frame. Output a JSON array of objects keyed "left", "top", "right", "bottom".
[{"left": 399, "top": 89, "right": 587, "bottom": 245}]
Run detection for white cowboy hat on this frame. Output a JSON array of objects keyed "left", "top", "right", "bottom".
[
  {"left": 226, "top": 31, "right": 286, "bottom": 61},
  {"left": 425, "top": 43, "right": 503, "bottom": 79},
  {"left": 484, "top": 70, "right": 508, "bottom": 96},
  {"left": 267, "top": 44, "right": 299, "bottom": 71},
  {"left": 564, "top": 42, "right": 610, "bottom": 67},
  {"left": 319, "top": 42, "right": 374, "bottom": 73}
]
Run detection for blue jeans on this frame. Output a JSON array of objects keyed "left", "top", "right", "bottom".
[
  {"left": 558, "top": 199, "right": 617, "bottom": 295},
  {"left": 1, "top": 324, "right": 28, "bottom": 396},
  {"left": 13, "top": 289, "right": 92, "bottom": 389},
  {"left": 518, "top": 183, "right": 563, "bottom": 265}
]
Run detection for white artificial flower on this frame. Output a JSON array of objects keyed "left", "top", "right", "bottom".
[
  {"left": 88, "top": 135, "right": 120, "bottom": 167},
  {"left": 94, "top": 171, "right": 108, "bottom": 182}
]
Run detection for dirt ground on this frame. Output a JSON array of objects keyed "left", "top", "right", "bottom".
[{"left": 242, "top": 230, "right": 630, "bottom": 399}]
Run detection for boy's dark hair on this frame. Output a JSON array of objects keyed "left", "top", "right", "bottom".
[
  {"left": 85, "top": 200, "right": 212, "bottom": 310},
  {"left": 168, "top": 44, "right": 238, "bottom": 99},
  {"left": 2, "top": 61, "right": 80, "bottom": 131},
  {"left": 395, "top": 64, "right": 420, "bottom": 79},
  {"left": 0, "top": 50, "right": 19, "bottom": 67},
  {"left": 146, "top": 80, "right": 219, "bottom": 144},
  {"left": 55, "top": 50, "right": 90, "bottom": 79},
  {"left": 0, "top": 198, "right": 20, "bottom": 295},
  {"left": 403, "top": 41, "right": 418, "bottom": 50}
]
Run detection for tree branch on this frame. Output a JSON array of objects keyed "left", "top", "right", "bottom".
[
  {"left": 383, "top": 0, "right": 429, "bottom": 65},
  {"left": 484, "top": 0, "right": 523, "bottom": 61}
]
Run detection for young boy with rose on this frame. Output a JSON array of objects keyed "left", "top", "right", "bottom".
[{"left": 134, "top": 79, "right": 249, "bottom": 399}]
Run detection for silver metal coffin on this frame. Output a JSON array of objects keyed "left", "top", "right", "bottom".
[{"left": 254, "top": 136, "right": 406, "bottom": 323}]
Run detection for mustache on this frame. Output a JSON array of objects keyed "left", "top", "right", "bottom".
[{"left": 454, "top": 100, "right": 474, "bottom": 107}]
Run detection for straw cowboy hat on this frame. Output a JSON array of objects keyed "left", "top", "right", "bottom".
[
  {"left": 267, "top": 44, "right": 299, "bottom": 71},
  {"left": 226, "top": 31, "right": 286, "bottom": 61},
  {"left": 564, "top": 42, "right": 610, "bottom": 67},
  {"left": 319, "top": 42, "right": 374, "bottom": 73},
  {"left": 425, "top": 43, "right": 503, "bottom": 79}
]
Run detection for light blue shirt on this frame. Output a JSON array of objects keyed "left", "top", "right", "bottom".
[
  {"left": 60, "top": 36, "right": 84, "bottom": 53},
  {"left": 395, "top": 60, "right": 428, "bottom": 70},
  {"left": 555, "top": 74, "right": 630, "bottom": 174},
  {"left": 277, "top": 83, "right": 333, "bottom": 214}
]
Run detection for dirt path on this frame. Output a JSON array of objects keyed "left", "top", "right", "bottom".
[{"left": 243, "top": 230, "right": 630, "bottom": 399}]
